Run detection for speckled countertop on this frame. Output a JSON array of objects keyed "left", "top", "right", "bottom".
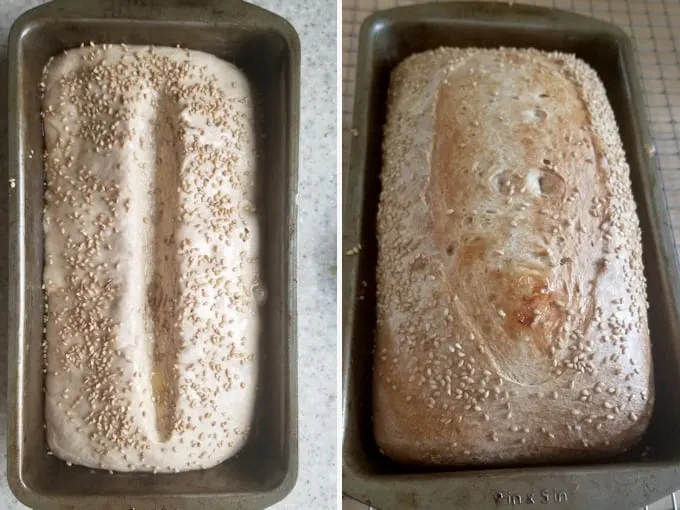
[{"left": 0, "top": 1, "right": 337, "bottom": 509}]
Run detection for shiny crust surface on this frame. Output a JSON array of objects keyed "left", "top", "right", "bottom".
[{"left": 374, "top": 47, "right": 653, "bottom": 466}]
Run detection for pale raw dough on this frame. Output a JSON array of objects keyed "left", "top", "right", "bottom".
[{"left": 41, "top": 44, "right": 260, "bottom": 473}]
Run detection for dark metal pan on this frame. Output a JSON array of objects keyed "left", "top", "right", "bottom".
[
  {"left": 342, "top": 3, "right": 680, "bottom": 509},
  {"left": 8, "top": 0, "right": 300, "bottom": 508}
]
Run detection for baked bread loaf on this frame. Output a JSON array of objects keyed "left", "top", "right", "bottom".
[
  {"left": 42, "top": 44, "right": 260, "bottom": 473},
  {"left": 374, "top": 47, "right": 653, "bottom": 466}
]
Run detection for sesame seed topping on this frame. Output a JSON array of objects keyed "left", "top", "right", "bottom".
[
  {"left": 41, "top": 44, "right": 258, "bottom": 472},
  {"left": 375, "top": 46, "right": 650, "bottom": 462}
]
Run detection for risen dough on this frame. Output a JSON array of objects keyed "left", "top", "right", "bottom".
[{"left": 42, "top": 44, "right": 259, "bottom": 473}]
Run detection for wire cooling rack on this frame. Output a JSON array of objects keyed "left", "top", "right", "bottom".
[{"left": 342, "top": 1, "right": 680, "bottom": 509}]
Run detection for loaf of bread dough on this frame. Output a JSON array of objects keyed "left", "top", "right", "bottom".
[
  {"left": 42, "top": 44, "right": 259, "bottom": 473},
  {"left": 374, "top": 47, "right": 653, "bottom": 466}
]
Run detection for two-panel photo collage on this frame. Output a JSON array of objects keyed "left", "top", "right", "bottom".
[{"left": 3, "top": 0, "right": 680, "bottom": 509}]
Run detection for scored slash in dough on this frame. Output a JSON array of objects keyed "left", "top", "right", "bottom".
[{"left": 41, "top": 44, "right": 260, "bottom": 473}]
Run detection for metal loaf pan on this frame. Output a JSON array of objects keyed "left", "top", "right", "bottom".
[
  {"left": 342, "top": 3, "right": 680, "bottom": 510},
  {"left": 8, "top": 0, "right": 299, "bottom": 508}
]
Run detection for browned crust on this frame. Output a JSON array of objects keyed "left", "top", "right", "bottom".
[{"left": 374, "top": 47, "right": 653, "bottom": 467}]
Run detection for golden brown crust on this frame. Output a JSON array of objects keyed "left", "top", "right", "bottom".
[{"left": 374, "top": 47, "right": 653, "bottom": 466}]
